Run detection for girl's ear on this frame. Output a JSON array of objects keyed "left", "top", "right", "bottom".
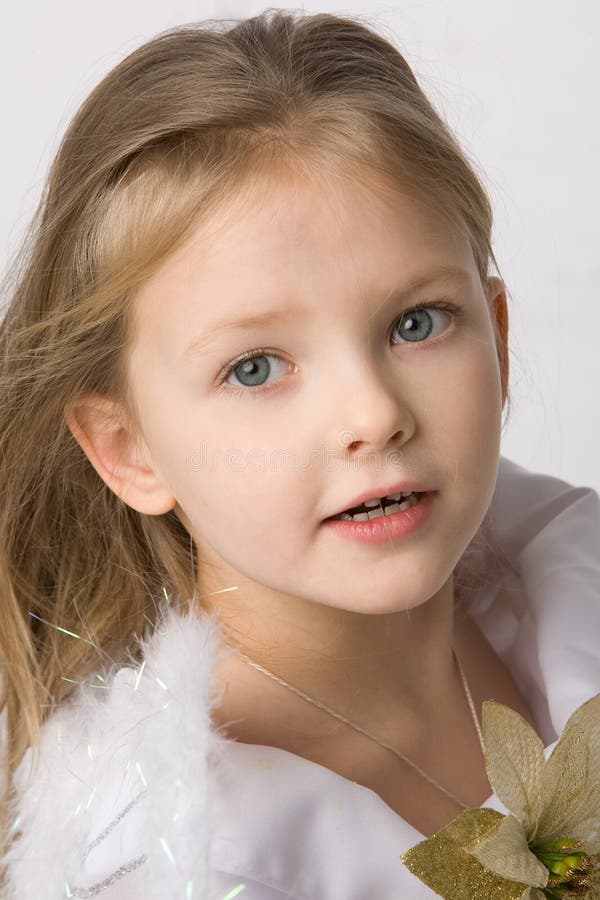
[
  {"left": 64, "top": 394, "right": 176, "bottom": 515},
  {"left": 487, "top": 276, "right": 510, "bottom": 409}
]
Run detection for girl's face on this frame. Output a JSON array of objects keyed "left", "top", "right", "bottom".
[{"left": 124, "top": 169, "right": 507, "bottom": 618}]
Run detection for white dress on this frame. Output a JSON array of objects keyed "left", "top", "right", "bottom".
[{"left": 2, "top": 455, "right": 600, "bottom": 900}]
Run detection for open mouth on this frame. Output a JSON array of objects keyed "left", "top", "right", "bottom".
[{"left": 325, "top": 490, "right": 427, "bottom": 522}]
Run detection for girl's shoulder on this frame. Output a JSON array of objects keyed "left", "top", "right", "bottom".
[{"left": 494, "top": 454, "right": 599, "bottom": 553}]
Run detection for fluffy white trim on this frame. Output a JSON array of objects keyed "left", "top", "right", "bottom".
[{"left": 1, "top": 602, "right": 235, "bottom": 900}]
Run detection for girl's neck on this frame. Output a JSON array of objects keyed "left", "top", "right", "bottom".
[{"left": 203, "top": 574, "right": 458, "bottom": 744}]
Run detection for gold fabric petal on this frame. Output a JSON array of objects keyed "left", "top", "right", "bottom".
[
  {"left": 563, "top": 780, "right": 600, "bottom": 853},
  {"left": 558, "top": 693, "right": 600, "bottom": 785},
  {"left": 470, "top": 813, "right": 548, "bottom": 887},
  {"left": 535, "top": 694, "right": 600, "bottom": 847},
  {"left": 534, "top": 728, "right": 588, "bottom": 842},
  {"left": 482, "top": 701, "right": 545, "bottom": 837},
  {"left": 401, "top": 808, "right": 531, "bottom": 899}
]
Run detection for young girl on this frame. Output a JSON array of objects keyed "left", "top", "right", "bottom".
[{"left": 1, "top": 10, "right": 599, "bottom": 899}]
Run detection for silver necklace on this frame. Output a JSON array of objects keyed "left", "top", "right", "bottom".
[{"left": 221, "top": 640, "right": 486, "bottom": 810}]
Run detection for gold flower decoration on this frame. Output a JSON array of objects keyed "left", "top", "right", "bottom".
[{"left": 401, "top": 693, "right": 600, "bottom": 898}]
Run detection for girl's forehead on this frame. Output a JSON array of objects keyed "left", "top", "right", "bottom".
[{"left": 142, "top": 174, "right": 464, "bottom": 291}]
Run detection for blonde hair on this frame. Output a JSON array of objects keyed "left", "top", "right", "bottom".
[{"left": 0, "top": 8, "right": 511, "bottom": 861}]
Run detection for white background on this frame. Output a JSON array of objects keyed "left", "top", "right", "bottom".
[{"left": 1, "top": 0, "right": 599, "bottom": 493}]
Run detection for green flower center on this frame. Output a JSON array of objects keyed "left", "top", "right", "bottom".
[{"left": 531, "top": 838, "right": 600, "bottom": 897}]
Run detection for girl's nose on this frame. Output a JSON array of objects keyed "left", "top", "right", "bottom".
[{"left": 323, "top": 358, "right": 416, "bottom": 458}]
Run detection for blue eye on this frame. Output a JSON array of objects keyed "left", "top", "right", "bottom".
[
  {"left": 219, "top": 349, "right": 291, "bottom": 396},
  {"left": 227, "top": 354, "right": 284, "bottom": 389},
  {"left": 391, "top": 304, "right": 454, "bottom": 344},
  {"left": 216, "top": 300, "right": 461, "bottom": 398}
]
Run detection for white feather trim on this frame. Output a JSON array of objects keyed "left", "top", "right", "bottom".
[{"left": 1, "top": 602, "right": 236, "bottom": 900}]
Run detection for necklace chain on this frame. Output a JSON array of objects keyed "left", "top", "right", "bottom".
[{"left": 221, "top": 639, "right": 486, "bottom": 810}]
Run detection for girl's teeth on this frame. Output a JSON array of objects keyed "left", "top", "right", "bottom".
[
  {"left": 363, "top": 491, "right": 409, "bottom": 507},
  {"left": 380, "top": 502, "right": 401, "bottom": 516},
  {"left": 335, "top": 492, "right": 420, "bottom": 521}
]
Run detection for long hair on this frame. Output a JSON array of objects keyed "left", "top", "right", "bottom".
[{"left": 0, "top": 8, "right": 511, "bottom": 862}]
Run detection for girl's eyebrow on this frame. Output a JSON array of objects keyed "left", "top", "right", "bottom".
[
  {"left": 182, "top": 307, "right": 302, "bottom": 359},
  {"left": 181, "top": 263, "right": 472, "bottom": 359}
]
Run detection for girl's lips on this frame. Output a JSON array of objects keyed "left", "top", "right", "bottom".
[{"left": 321, "top": 490, "right": 436, "bottom": 544}]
